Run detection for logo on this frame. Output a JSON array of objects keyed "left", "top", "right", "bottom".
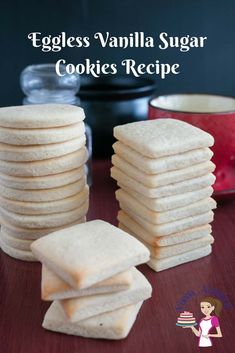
[{"left": 176, "top": 287, "right": 233, "bottom": 348}]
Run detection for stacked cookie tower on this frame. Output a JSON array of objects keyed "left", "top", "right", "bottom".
[
  {"left": 111, "top": 119, "right": 216, "bottom": 272},
  {"left": 31, "top": 220, "right": 152, "bottom": 340},
  {"left": 0, "top": 104, "right": 89, "bottom": 261}
]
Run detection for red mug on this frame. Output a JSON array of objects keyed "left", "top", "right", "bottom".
[{"left": 148, "top": 94, "right": 235, "bottom": 197}]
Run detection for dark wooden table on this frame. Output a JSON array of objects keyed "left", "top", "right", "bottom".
[{"left": 1, "top": 160, "right": 235, "bottom": 353}]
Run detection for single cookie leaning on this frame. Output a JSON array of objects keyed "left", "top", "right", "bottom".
[
  {"left": 0, "top": 122, "right": 85, "bottom": 145},
  {"left": 0, "top": 104, "right": 85, "bottom": 129},
  {"left": 114, "top": 118, "right": 214, "bottom": 158}
]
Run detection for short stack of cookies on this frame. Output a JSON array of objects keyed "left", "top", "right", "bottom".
[
  {"left": 111, "top": 119, "right": 216, "bottom": 272},
  {"left": 0, "top": 104, "right": 89, "bottom": 261},
  {"left": 31, "top": 220, "right": 152, "bottom": 340}
]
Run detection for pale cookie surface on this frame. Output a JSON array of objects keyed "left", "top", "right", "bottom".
[
  {"left": 0, "top": 104, "right": 85, "bottom": 128},
  {"left": 0, "top": 231, "right": 32, "bottom": 251},
  {"left": 119, "top": 223, "right": 214, "bottom": 259},
  {"left": 0, "top": 178, "right": 86, "bottom": 202},
  {"left": 113, "top": 141, "right": 213, "bottom": 174},
  {"left": 114, "top": 119, "right": 214, "bottom": 158},
  {"left": 0, "top": 186, "right": 89, "bottom": 214},
  {"left": 147, "top": 245, "right": 212, "bottom": 272},
  {"left": 112, "top": 167, "right": 215, "bottom": 198},
  {"left": 118, "top": 185, "right": 213, "bottom": 212},
  {"left": 119, "top": 206, "right": 214, "bottom": 236},
  {"left": 118, "top": 210, "right": 212, "bottom": 246},
  {"left": 0, "top": 200, "right": 89, "bottom": 229},
  {"left": 0, "top": 148, "right": 88, "bottom": 177},
  {"left": 41, "top": 266, "right": 133, "bottom": 300},
  {"left": 116, "top": 189, "right": 216, "bottom": 224},
  {"left": 0, "top": 122, "right": 85, "bottom": 145},
  {"left": 0, "top": 167, "right": 85, "bottom": 190},
  {"left": 43, "top": 300, "right": 143, "bottom": 340},
  {"left": 31, "top": 220, "right": 150, "bottom": 289},
  {"left": 0, "top": 136, "right": 86, "bottom": 162},
  {"left": 0, "top": 235, "right": 37, "bottom": 262},
  {"left": 60, "top": 268, "right": 152, "bottom": 322},
  {"left": 112, "top": 155, "right": 215, "bottom": 187},
  {"left": 1, "top": 217, "right": 86, "bottom": 240}
]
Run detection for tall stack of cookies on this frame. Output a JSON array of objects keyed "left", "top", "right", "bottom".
[
  {"left": 111, "top": 119, "right": 216, "bottom": 272},
  {"left": 0, "top": 104, "right": 89, "bottom": 261},
  {"left": 31, "top": 220, "right": 152, "bottom": 340}
]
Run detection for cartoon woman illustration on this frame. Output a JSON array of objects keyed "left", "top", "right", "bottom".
[{"left": 185, "top": 296, "right": 223, "bottom": 347}]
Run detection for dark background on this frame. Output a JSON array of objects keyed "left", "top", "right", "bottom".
[{"left": 1, "top": 0, "right": 235, "bottom": 107}]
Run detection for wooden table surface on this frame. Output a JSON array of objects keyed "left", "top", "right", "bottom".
[{"left": 1, "top": 160, "right": 235, "bottom": 353}]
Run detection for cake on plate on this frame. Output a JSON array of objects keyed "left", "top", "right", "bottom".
[{"left": 176, "top": 311, "right": 197, "bottom": 326}]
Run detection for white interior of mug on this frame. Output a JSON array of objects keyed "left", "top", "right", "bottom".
[{"left": 150, "top": 94, "right": 235, "bottom": 113}]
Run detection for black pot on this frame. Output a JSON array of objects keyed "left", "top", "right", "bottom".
[{"left": 78, "top": 76, "right": 157, "bottom": 157}]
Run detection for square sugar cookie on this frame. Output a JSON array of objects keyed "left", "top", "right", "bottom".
[
  {"left": 117, "top": 210, "right": 212, "bottom": 247},
  {"left": 112, "top": 155, "right": 215, "bottom": 188},
  {"left": 117, "top": 185, "right": 213, "bottom": 212},
  {"left": 31, "top": 220, "right": 150, "bottom": 290},
  {"left": 41, "top": 265, "right": 133, "bottom": 301},
  {"left": 114, "top": 119, "right": 214, "bottom": 158},
  {"left": 116, "top": 189, "right": 216, "bottom": 225},
  {"left": 119, "top": 222, "right": 214, "bottom": 259},
  {"left": 111, "top": 166, "right": 215, "bottom": 198},
  {"left": 0, "top": 104, "right": 85, "bottom": 129},
  {"left": 147, "top": 245, "right": 212, "bottom": 272},
  {"left": 59, "top": 268, "right": 151, "bottom": 322},
  {"left": 119, "top": 206, "right": 214, "bottom": 237},
  {"left": 43, "top": 300, "right": 143, "bottom": 340},
  {"left": 113, "top": 141, "right": 213, "bottom": 174}
]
